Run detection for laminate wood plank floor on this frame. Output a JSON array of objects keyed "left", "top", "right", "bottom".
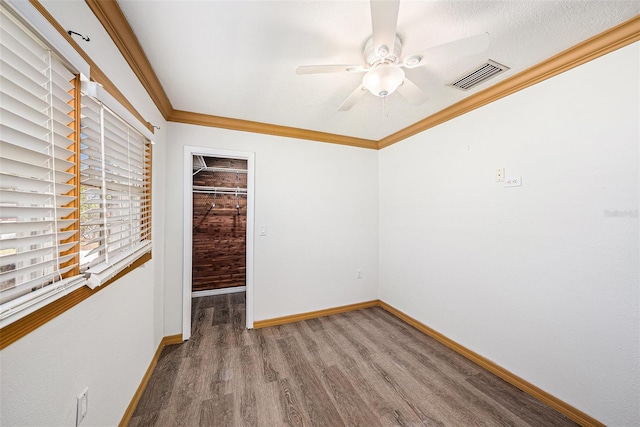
[{"left": 129, "top": 294, "right": 577, "bottom": 427}]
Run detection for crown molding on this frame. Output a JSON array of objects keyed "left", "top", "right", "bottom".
[
  {"left": 28, "top": 0, "right": 154, "bottom": 133},
  {"left": 378, "top": 13, "right": 640, "bottom": 149},
  {"left": 84, "top": 0, "right": 173, "bottom": 120},
  {"left": 84, "top": 0, "right": 376, "bottom": 149},
  {"left": 170, "top": 110, "right": 378, "bottom": 149},
  {"left": 84, "top": 0, "right": 639, "bottom": 150}
]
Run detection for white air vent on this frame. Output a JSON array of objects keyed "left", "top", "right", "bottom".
[{"left": 448, "top": 60, "right": 509, "bottom": 91}]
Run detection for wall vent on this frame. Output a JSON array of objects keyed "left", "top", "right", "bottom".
[{"left": 448, "top": 60, "right": 509, "bottom": 91}]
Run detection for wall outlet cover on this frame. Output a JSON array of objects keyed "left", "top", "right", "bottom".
[{"left": 505, "top": 176, "right": 522, "bottom": 187}]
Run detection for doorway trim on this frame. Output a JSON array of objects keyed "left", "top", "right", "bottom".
[{"left": 183, "top": 146, "right": 255, "bottom": 340}]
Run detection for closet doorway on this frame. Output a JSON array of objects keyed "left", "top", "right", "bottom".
[
  {"left": 192, "top": 156, "right": 247, "bottom": 294},
  {"left": 183, "top": 147, "right": 255, "bottom": 340}
]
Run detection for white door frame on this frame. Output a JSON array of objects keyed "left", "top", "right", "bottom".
[{"left": 183, "top": 146, "right": 255, "bottom": 339}]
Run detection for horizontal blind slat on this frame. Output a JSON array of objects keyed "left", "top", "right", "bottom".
[
  {"left": 0, "top": 242, "right": 76, "bottom": 267},
  {"left": 0, "top": 219, "right": 75, "bottom": 235},
  {"left": 0, "top": 75, "right": 49, "bottom": 111},
  {"left": 0, "top": 172, "right": 74, "bottom": 194},
  {"left": 1, "top": 124, "right": 50, "bottom": 154},
  {"left": 0, "top": 230, "right": 76, "bottom": 251},
  {"left": 0, "top": 58, "right": 48, "bottom": 105},
  {"left": 0, "top": 157, "right": 74, "bottom": 183},
  {"left": 0, "top": 98, "right": 49, "bottom": 130},
  {"left": 0, "top": 189, "right": 75, "bottom": 207},
  {"left": 0, "top": 24, "right": 48, "bottom": 72},
  {"left": 0, "top": 13, "right": 48, "bottom": 59},
  {"left": 0, "top": 267, "right": 77, "bottom": 305},
  {"left": 0, "top": 205, "right": 75, "bottom": 218},
  {"left": 1, "top": 140, "right": 74, "bottom": 170}
]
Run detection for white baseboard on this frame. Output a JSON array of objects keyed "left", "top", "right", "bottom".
[{"left": 192, "top": 286, "right": 246, "bottom": 298}]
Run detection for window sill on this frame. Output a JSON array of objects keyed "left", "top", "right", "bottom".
[{"left": 0, "top": 251, "right": 152, "bottom": 350}]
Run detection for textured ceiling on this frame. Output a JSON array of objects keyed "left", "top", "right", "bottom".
[{"left": 44, "top": 1, "right": 640, "bottom": 141}]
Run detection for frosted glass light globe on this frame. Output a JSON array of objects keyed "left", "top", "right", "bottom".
[{"left": 362, "top": 63, "right": 405, "bottom": 97}]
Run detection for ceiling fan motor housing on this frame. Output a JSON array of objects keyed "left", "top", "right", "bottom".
[{"left": 364, "top": 34, "right": 403, "bottom": 66}]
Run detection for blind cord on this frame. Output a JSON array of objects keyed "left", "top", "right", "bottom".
[
  {"left": 99, "top": 104, "right": 109, "bottom": 265},
  {"left": 46, "top": 50, "right": 63, "bottom": 285},
  {"left": 127, "top": 126, "right": 134, "bottom": 251}
]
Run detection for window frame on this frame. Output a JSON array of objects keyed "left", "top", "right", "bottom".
[{"left": 0, "top": 3, "right": 153, "bottom": 350}]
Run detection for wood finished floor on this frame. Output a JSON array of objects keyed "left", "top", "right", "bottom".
[{"left": 129, "top": 294, "right": 577, "bottom": 427}]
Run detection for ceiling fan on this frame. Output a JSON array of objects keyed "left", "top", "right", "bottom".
[{"left": 296, "top": 0, "right": 490, "bottom": 111}]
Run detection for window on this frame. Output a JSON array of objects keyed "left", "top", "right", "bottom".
[
  {"left": 0, "top": 4, "right": 152, "bottom": 334},
  {"left": 79, "top": 95, "right": 151, "bottom": 288},
  {"left": 0, "top": 7, "right": 83, "bottom": 323}
]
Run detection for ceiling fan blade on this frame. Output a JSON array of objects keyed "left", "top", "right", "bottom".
[
  {"left": 403, "top": 32, "right": 490, "bottom": 68},
  {"left": 370, "top": 0, "right": 400, "bottom": 59},
  {"left": 338, "top": 85, "right": 366, "bottom": 111},
  {"left": 396, "top": 78, "right": 427, "bottom": 105},
  {"left": 296, "top": 65, "right": 366, "bottom": 75}
]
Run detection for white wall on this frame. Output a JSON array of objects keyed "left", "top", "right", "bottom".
[
  {"left": 0, "top": 267, "right": 157, "bottom": 426},
  {"left": 0, "top": 145, "right": 166, "bottom": 427},
  {"left": 164, "top": 124, "right": 379, "bottom": 333},
  {"left": 379, "top": 42, "right": 639, "bottom": 425},
  {"left": 0, "top": 1, "right": 168, "bottom": 425}
]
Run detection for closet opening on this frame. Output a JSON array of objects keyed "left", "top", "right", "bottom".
[
  {"left": 192, "top": 156, "right": 247, "bottom": 296},
  {"left": 183, "top": 147, "right": 255, "bottom": 340}
]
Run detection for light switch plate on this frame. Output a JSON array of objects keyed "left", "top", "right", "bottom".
[{"left": 77, "top": 387, "right": 88, "bottom": 426}]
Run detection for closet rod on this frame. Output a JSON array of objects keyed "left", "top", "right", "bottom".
[
  {"left": 193, "top": 190, "right": 247, "bottom": 196},
  {"left": 192, "top": 166, "right": 248, "bottom": 175},
  {"left": 193, "top": 185, "right": 247, "bottom": 194}
]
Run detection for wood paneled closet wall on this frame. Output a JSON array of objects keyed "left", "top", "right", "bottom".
[{"left": 192, "top": 156, "right": 248, "bottom": 292}]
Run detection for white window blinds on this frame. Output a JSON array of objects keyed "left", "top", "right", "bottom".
[
  {"left": 0, "top": 4, "right": 152, "bottom": 329},
  {"left": 0, "top": 7, "right": 84, "bottom": 323},
  {"left": 80, "top": 95, "right": 151, "bottom": 288}
]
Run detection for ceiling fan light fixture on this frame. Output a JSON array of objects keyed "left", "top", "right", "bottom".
[{"left": 363, "top": 63, "right": 405, "bottom": 97}]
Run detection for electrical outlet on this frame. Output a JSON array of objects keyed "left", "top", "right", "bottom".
[
  {"left": 356, "top": 269, "right": 363, "bottom": 279},
  {"left": 504, "top": 176, "right": 522, "bottom": 187},
  {"left": 76, "top": 387, "right": 88, "bottom": 426},
  {"left": 496, "top": 168, "right": 505, "bottom": 182}
]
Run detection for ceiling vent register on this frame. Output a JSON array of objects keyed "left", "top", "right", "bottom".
[{"left": 449, "top": 60, "right": 509, "bottom": 91}]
